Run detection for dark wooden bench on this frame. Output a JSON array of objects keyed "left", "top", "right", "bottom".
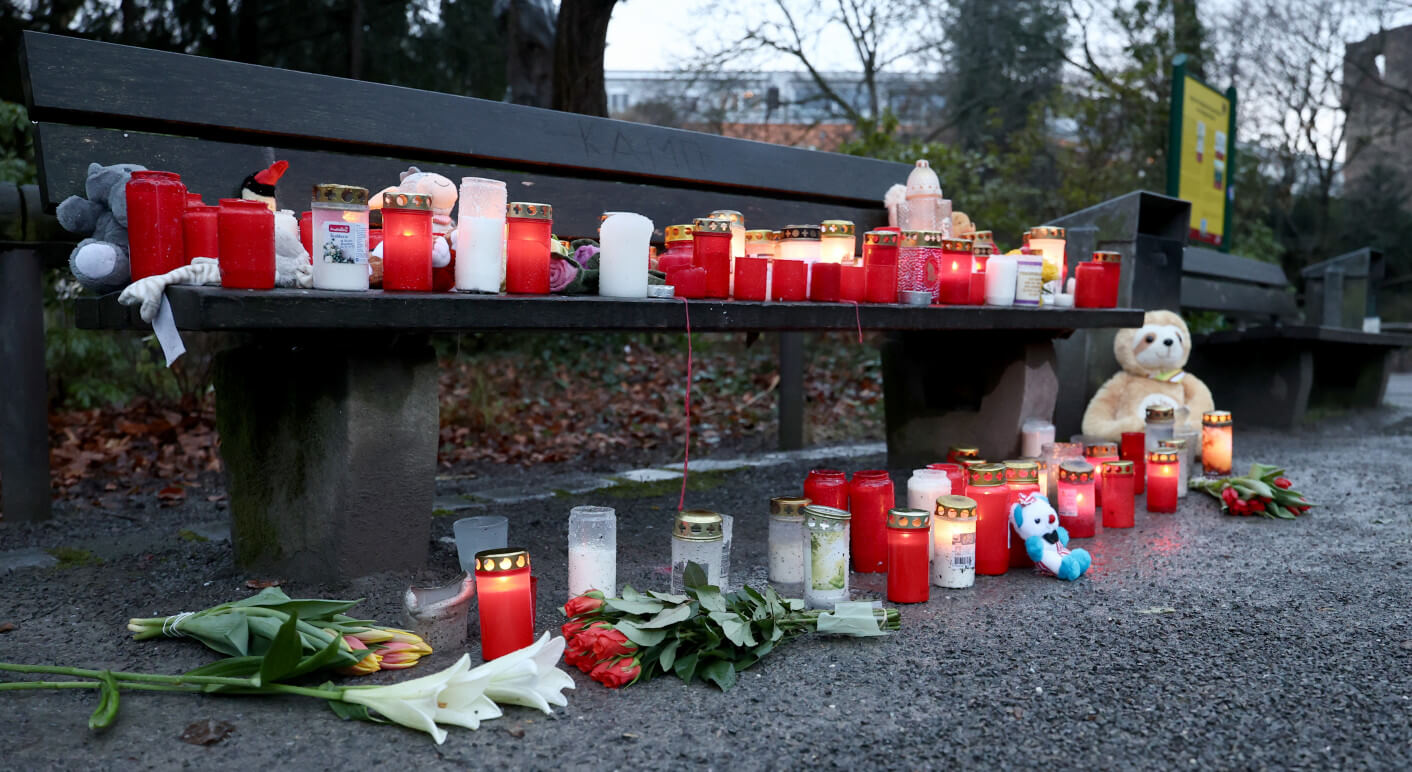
[{"left": 17, "top": 31, "right": 1143, "bottom": 579}]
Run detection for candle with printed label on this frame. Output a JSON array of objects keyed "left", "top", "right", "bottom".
[
  {"left": 768, "top": 497, "right": 809, "bottom": 597},
  {"left": 803, "top": 505, "right": 851, "bottom": 609},
  {"left": 474, "top": 547, "right": 535, "bottom": 661},
  {"left": 311, "top": 185, "right": 370, "bottom": 291},
  {"left": 931, "top": 495, "right": 978, "bottom": 588},
  {"left": 886, "top": 508, "right": 931, "bottom": 604},
  {"left": 1056, "top": 461, "right": 1097, "bottom": 538}
]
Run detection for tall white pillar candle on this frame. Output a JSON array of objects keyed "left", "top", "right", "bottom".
[
  {"left": 455, "top": 177, "right": 507, "bottom": 292},
  {"left": 907, "top": 468, "right": 951, "bottom": 560},
  {"left": 985, "top": 254, "right": 1018, "bottom": 306},
  {"left": 598, "top": 212, "right": 653, "bottom": 298}
]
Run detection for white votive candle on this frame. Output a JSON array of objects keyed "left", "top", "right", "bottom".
[
  {"left": 567, "top": 505, "right": 616, "bottom": 597},
  {"left": 984, "top": 254, "right": 1018, "bottom": 306},
  {"left": 907, "top": 468, "right": 951, "bottom": 560},
  {"left": 599, "top": 212, "right": 653, "bottom": 298},
  {"left": 455, "top": 177, "right": 507, "bottom": 293}
]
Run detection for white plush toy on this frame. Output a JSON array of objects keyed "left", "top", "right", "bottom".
[{"left": 1010, "top": 492, "right": 1091, "bottom": 581}]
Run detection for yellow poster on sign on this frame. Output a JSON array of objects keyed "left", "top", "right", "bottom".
[{"left": 1167, "top": 57, "right": 1236, "bottom": 249}]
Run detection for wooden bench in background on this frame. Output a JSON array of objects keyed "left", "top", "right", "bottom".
[{"left": 15, "top": 31, "right": 1142, "bottom": 580}]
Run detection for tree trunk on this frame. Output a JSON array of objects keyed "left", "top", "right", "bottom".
[
  {"left": 349, "top": 0, "right": 365, "bottom": 80},
  {"left": 551, "top": 0, "right": 618, "bottom": 116}
]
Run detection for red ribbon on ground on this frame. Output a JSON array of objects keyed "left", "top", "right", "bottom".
[
  {"left": 678, "top": 297, "right": 692, "bottom": 511},
  {"left": 847, "top": 300, "right": 863, "bottom": 344}
]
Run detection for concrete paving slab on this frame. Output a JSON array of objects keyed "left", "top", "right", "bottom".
[
  {"left": 618, "top": 468, "right": 682, "bottom": 483},
  {"left": 0, "top": 547, "right": 57, "bottom": 571}
]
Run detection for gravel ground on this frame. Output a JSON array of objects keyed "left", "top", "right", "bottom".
[{"left": 3, "top": 400, "right": 1412, "bottom": 770}]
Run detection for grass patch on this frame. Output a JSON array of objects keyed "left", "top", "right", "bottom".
[
  {"left": 47, "top": 547, "right": 103, "bottom": 568},
  {"left": 178, "top": 529, "right": 209, "bottom": 543},
  {"left": 602, "top": 469, "right": 732, "bottom": 500}
]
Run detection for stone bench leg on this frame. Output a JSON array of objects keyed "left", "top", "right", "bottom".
[
  {"left": 881, "top": 332, "right": 1058, "bottom": 469},
  {"left": 1310, "top": 342, "right": 1394, "bottom": 411},
  {"left": 214, "top": 333, "right": 436, "bottom": 582}
]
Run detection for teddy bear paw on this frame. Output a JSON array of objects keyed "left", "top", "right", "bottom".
[{"left": 73, "top": 241, "right": 119, "bottom": 281}]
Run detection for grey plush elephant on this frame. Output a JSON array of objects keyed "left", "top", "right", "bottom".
[{"left": 56, "top": 161, "right": 146, "bottom": 294}]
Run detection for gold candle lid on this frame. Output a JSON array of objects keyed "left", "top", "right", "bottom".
[
  {"left": 769, "top": 496, "right": 810, "bottom": 518},
  {"left": 821, "top": 220, "right": 856, "bottom": 237},
  {"left": 974, "top": 243, "right": 995, "bottom": 257},
  {"left": 1085, "top": 442, "right": 1119, "bottom": 457},
  {"left": 1148, "top": 449, "right": 1179, "bottom": 464},
  {"left": 886, "top": 507, "right": 931, "bottom": 529},
  {"left": 1027, "top": 226, "right": 1065, "bottom": 239},
  {"left": 1057, "top": 461, "right": 1095, "bottom": 484},
  {"left": 474, "top": 547, "right": 530, "bottom": 573},
  {"left": 1003, "top": 460, "right": 1039, "bottom": 484},
  {"left": 864, "top": 230, "right": 900, "bottom": 247},
  {"left": 950, "top": 446, "right": 981, "bottom": 460},
  {"left": 780, "top": 225, "right": 820, "bottom": 240},
  {"left": 1145, "top": 405, "right": 1175, "bottom": 421},
  {"left": 1159, "top": 438, "right": 1188, "bottom": 451},
  {"left": 745, "top": 229, "right": 774, "bottom": 241},
  {"left": 382, "top": 192, "right": 431, "bottom": 211},
  {"left": 691, "top": 217, "right": 731, "bottom": 235},
  {"left": 941, "top": 238, "right": 974, "bottom": 252},
  {"left": 1093, "top": 251, "right": 1123, "bottom": 263},
  {"left": 802, "top": 504, "right": 851, "bottom": 521},
  {"left": 1202, "top": 410, "right": 1232, "bottom": 427},
  {"left": 901, "top": 230, "right": 945, "bottom": 248},
  {"left": 665, "top": 223, "right": 694, "bottom": 242},
  {"left": 507, "top": 201, "right": 552, "bottom": 220},
  {"left": 935, "top": 495, "right": 978, "bottom": 519},
  {"left": 1102, "top": 460, "right": 1135, "bottom": 476},
  {"left": 313, "top": 184, "right": 369, "bottom": 205},
  {"left": 967, "top": 463, "right": 1006, "bottom": 487},
  {"left": 673, "top": 509, "right": 724, "bottom": 541},
  {"left": 708, "top": 209, "right": 744, "bottom": 226}
]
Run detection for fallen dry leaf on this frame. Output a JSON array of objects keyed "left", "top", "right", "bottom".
[
  {"left": 0, "top": 622, "right": 15, "bottom": 634},
  {"left": 179, "top": 719, "right": 234, "bottom": 746},
  {"left": 245, "top": 579, "right": 284, "bottom": 589}
]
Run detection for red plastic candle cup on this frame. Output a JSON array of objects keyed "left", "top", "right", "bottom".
[
  {"left": 810, "top": 262, "right": 841, "bottom": 302},
  {"left": 668, "top": 266, "right": 707, "bottom": 298},
  {"left": 1146, "top": 450, "right": 1180, "bottom": 513},
  {"left": 693, "top": 217, "right": 733, "bottom": 299},
  {"left": 1121, "top": 431, "right": 1147, "bottom": 494},
  {"left": 968, "top": 271, "right": 986, "bottom": 306},
  {"left": 1004, "top": 461, "right": 1042, "bottom": 568},
  {"left": 505, "top": 202, "right": 552, "bottom": 294},
  {"left": 863, "top": 229, "right": 899, "bottom": 266},
  {"left": 368, "top": 228, "right": 385, "bottom": 254},
  {"left": 380, "top": 192, "right": 435, "bottom": 292},
  {"left": 1093, "top": 251, "right": 1123, "bottom": 307},
  {"left": 938, "top": 238, "right": 974, "bottom": 305},
  {"left": 127, "top": 170, "right": 189, "bottom": 280},
  {"left": 734, "top": 256, "right": 769, "bottom": 301},
  {"left": 474, "top": 547, "right": 535, "bottom": 661},
  {"left": 839, "top": 264, "right": 867, "bottom": 302},
  {"left": 1101, "top": 460, "right": 1136, "bottom": 528},
  {"left": 181, "top": 205, "right": 219, "bottom": 261},
  {"left": 804, "top": 469, "right": 849, "bottom": 510},
  {"left": 298, "top": 211, "right": 313, "bottom": 258},
  {"left": 926, "top": 462, "right": 967, "bottom": 497},
  {"left": 658, "top": 253, "right": 695, "bottom": 273},
  {"left": 772, "top": 259, "right": 808, "bottom": 301},
  {"left": 216, "top": 198, "right": 274, "bottom": 289},
  {"left": 965, "top": 463, "right": 1011, "bottom": 575},
  {"left": 885, "top": 509, "right": 931, "bottom": 603},
  {"left": 1074, "top": 262, "right": 1107, "bottom": 308},
  {"left": 1083, "top": 442, "right": 1120, "bottom": 507},
  {"left": 659, "top": 223, "right": 695, "bottom": 271},
  {"left": 865, "top": 264, "right": 897, "bottom": 303},
  {"left": 185, "top": 192, "right": 204, "bottom": 207},
  {"left": 848, "top": 470, "right": 894, "bottom": 573},
  {"left": 1056, "top": 461, "right": 1097, "bottom": 538},
  {"left": 968, "top": 244, "right": 992, "bottom": 305}
]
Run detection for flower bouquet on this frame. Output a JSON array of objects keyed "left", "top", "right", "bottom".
[
  {"left": 1190, "top": 462, "right": 1315, "bottom": 519},
  {"left": 562, "top": 563, "right": 900, "bottom": 691}
]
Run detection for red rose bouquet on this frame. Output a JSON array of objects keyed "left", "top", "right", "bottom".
[
  {"left": 1190, "top": 463, "right": 1314, "bottom": 519},
  {"left": 561, "top": 563, "right": 900, "bottom": 691}
]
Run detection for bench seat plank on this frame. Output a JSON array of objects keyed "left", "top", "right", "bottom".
[
  {"left": 1196, "top": 325, "right": 1412, "bottom": 348},
  {"left": 75, "top": 288, "right": 1145, "bottom": 334}
]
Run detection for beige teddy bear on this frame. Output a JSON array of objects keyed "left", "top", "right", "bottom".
[{"left": 1081, "top": 309, "right": 1215, "bottom": 439}]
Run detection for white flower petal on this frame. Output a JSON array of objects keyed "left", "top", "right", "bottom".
[{"left": 345, "top": 690, "right": 447, "bottom": 745}]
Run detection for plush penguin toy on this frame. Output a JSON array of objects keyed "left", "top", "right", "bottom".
[{"left": 240, "top": 160, "right": 289, "bottom": 211}]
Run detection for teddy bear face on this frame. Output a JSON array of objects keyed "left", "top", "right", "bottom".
[
  {"left": 1114, "top": 309, "right": 1192, "bottom": 377},
  {"left": 1011, "top": 492, "right": 1059, "bottom": 541}
]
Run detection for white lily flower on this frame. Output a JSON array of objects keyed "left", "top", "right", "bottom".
[
  {"left": 471, "top": 633, "right": 575, "bottom": 714},
  {"left": 342, "top": 653, "right": 501, "bottom": 744}
]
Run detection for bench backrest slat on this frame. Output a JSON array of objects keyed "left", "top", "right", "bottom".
[{"left": 1182, "top": 245, "right": 1288, "bottom": 287}]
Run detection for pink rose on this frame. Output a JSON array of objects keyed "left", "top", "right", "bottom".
[{"left": 549, "top": 254, "right": 579, "bottom": 292}]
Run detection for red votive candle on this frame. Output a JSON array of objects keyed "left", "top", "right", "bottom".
[
  {"left": 804, "top": 469, "right": 848, "bottom": 509},
  {"left": 1101, "top": 460, "right": 1136, "bottom": 528},
  {"left": 182, "top": 204, "right": 219, "bottom": 261},
  {"left": 926, "top": 462, "right": 967, "bottom": 497},
  {"left": 127, "top": 170, "right": 189, "bottom": 280},
  {"left": 1121, "top": 431, "right": 1147, "bottom": 494},
  {"left": 185, "top": 192, "right": 204, "bottom": 207},
  {"left": 505, "top": 202, "right": 552, "bottom": 294},
  {"left": 216, "top": 198, "right": 274, "bottom": 289},
  {"left": 1056, "top": 461, "right": 1097, "bottom": 538},
  {"left": 298, "top": 211, "right": 313, "bottom": 258},
  {"left": 865, "top": 264, "right": 896, "bottom": 303},
  {"left": 474, "top": 547, "right": 535, "bottom": 661},
  {"left": 1093, "top": 251, "right": 1123, "bottom": 307},
  {"left": 1004, "top": 460, "right": 1041, "bottom": 568},
  {"left": 1074, "top": 262, "right": 1107, "bottom": 308},
  {"left": 734, "top": 256, "right": 769, "bottom": 301},
  {"left": 938, "top": 238, "right": 974, "bottom": 305},
  {"left": 772, "top": 258, "right": 808, "bottom": 301},
  {"left": 886, "top": 508, "right": 931, "bottom": 604},
  {"left": 1083, "top": 441, "right": 1120, "bottom": 507},
  {"left": 863, "top": 229, "right": 899, "bottom": 266},
  {"left": 380, "top": 192, "right": 434, "bottom": 292},
  {"left": 839, "top": 264, "right": 867, "bottom": 302},
  {"left": 810, "top": 262, "right": 841, "bottom": 302},
  {"left": 966, "top": 463, "right": 1011, "bottom": 575},
  {"left": 658, "top": 223, "right": 695, "bottom": 273},
  {"left": 1146, "top": 450, "right": 1179, "bottom": 513},
  {"left": 668, "top": 266, "right": 706, "bottom": 298},
  {"left": 693, "top": 217, "right": 732, "bottom": 299},
  {"left": 848, "top": 469, "right": 894, "bottom": 573},
  {"left": 968, "top": 244, "right": 992, "bottom": 306}
]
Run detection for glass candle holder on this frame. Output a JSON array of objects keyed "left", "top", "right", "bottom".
[
  {"left": 312, "top": 184, "right": 370, "bottom": 291},
  {"left": 127, "top": 170, "right": 189, "bottom": 281},
  {"left": 1145, "top": 406, "right": 1175, "bottom": 451},
  {"left": 899, "top": 230, "right": 946, "bottom": 301},
  {"left": 820, "top": 220, "right": 856, "bottom": 263},
  {"left": 1020, "top": 418, "right": 1056, "bottom": 458},
  {"left": 719, "top": 513, "right": 734, "bottom": 592},
  {"left": 1202, "top": 410, "right": 1233, "bottom": 477},
  {"left": 734, "top": 256, "right": 769, "bottom": 301},
  {"left": 709, "top": 209, "right": 746, "bottom": 259},
  {"left": 885, "top": 508, "right": 931, "bottom": 604},
  {"left": 658, "top": 224, "right": 695, "bottom": 273},
  {"left": 182, "top": 204, "right": 219, "bottom": 262},
  {"left": 926, "top": 462, "right": 967, "bottom": 497},
  {"left": 777, "top": 225, "right": 820, "bottom": 299},
  {"left": 1083, "top": 441, "right": 1120, "bottom": 506},
  {"left": 1056, "top": 460, "right": 1097, "bottom": 538},
  {"left": 567, "top": 506, "right": 616, "bottom": 598},
  {"left": 453, "top": 515, "right": 509, "bottom": 574},
  {"left": 985, "top": 252, "right": 1018, "bottom": 307},
  {"left": 1146, "top": 450, "right": 1180, "bottom": 513},
  {"left": 769, "top": 496, "right": 809, "bottom": 597},
  {"left": 1004, "top": 460, "right": 1041, "bottom": 568},
  {"left": 1013, "top": 255, "right": 1044, "bottom": 306},
  {"left": 1092, "top": 250, "right": 1122, "bottom": 307},
  {"left": 217, "top": 198, "right": 274, "bottom": 289},
  {"left": 932, "top": 495, "right": 978, "bottom": 588},
  {"left": 966, "top": 463, "right": 1011, "bottom": 576},
  {"left": 937, "top": 238, "right": 973, "bottom": 305},
  {"left": 1101, "top": 460, "right": 1135, "bottom": 528},
  {"left": 474, "top": 547, "right": 534, "bottom": 661},
  {"left": 1041, "top": 442, "right": 1083, "bottom": 495},
  {"left": 599, "top": 212, "right": 653, "bottom": 298},
  {"left": 381, "top": 192, "right": 434, "bottom": 292},
  {"left": 506, "top": 202, "right": 552, "bottom": 294},
  {"left": 803, "top": 504, "right": 851, "bottom": 609},
  {"left": 745, "top": 229, "right": 775, "bottom": 258},
  {"left": 847, "top": 470, "right": 893, "bottom": 574},
  {"left": 803, "top": 468, "right": 849, "bottom": 510},
  {"left": 1159, "top": 438, "right": 1191, "bottom": 498},
  {"left": 693, "top": 217, "right": 732, "bottom": 299},
  {"left": 1121, "top": 431, "right": 1147, "bottom": 494},
  {"left": 671, "top": 510, "right": 724, "bottom": 594},
  {"left": 1026, "top": 226, "right": 1066, "bottom": 286},
  {"left": 455, "top": 177, "right": 508, "bottom": 293},
  {"left": 1073, "top": 262, "right": 1107, "bottom": 308}
]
